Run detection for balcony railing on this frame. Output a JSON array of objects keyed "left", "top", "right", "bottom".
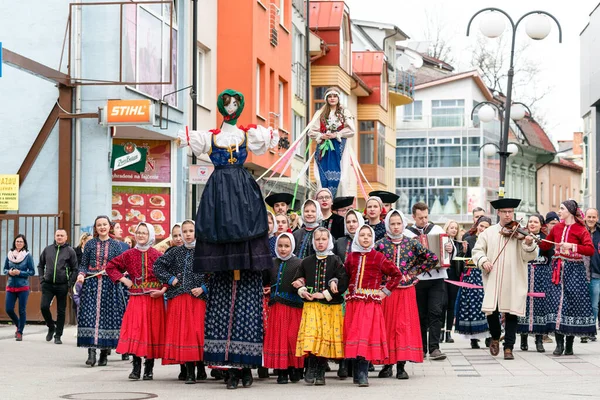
[
  {"left": 389, "top": 69, "right": 415, "bottom": 99},
  {"left": 293, "top": 62, "right": 307, "bottom": 103}
]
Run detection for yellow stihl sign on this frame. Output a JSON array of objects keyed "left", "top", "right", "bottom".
[{"left": 104, "top": 100, "right": 154, "bottom": 125}]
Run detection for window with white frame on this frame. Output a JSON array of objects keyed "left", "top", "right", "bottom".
[
  {"left": 279, "top": 81, "right": 284, "bottom": 129},
  {"left": 432, "top": 99, "right": 465, "bottom": 127},
  {"left": 403, "top": 100, "right": 422, "bottom": 121},
  {"left": 256, "top": 63, "right": 261, "bottom": 115},
  {"left": 196, "top": 48, "right": 206, "bottom": 106},
  {"left": 293, "top": 112, "right": 306, "bottom": 157},
  {"left": 280, "top": 0, "right": 285, "bottom": 25},
  {"left": 125, "top": 1, "right": 178, "bottom": 106}
]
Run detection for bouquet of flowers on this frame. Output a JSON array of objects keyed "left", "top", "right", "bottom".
[{"left": 320, "top": 116, "right": 342, "bottom": 157}]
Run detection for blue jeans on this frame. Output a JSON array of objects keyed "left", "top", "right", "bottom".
[
  {"left": 5, "top": 290, "right": 29, "bottom": 334},
  {"left": 590, "top": 278, "right": 600, "bottom": 325}
]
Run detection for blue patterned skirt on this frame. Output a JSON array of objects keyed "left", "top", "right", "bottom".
[
  {"left": 517, "top": 264, "right": 551, "bottom": 334},
  {"left": 77, "top": 275, "right": 126, "bottom": 349},
  {"left": 454, "top": 269, "right": 489, "bottom": 336},
  {"left": 203, "top": 270, "right": 264, "bottom": 368},
  {"left": 545, "top": 259, "right": 597, "bottom": 336},
  {"left": 316, "top": 138, "right": 345, "bottom": 198}
]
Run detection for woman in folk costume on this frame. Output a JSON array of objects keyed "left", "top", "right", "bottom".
[
  {"left": 344, "top": 225, "right": 403, "bottom": 387},
  {"left": 517, "top": 214, "right": 554, "bottom": 353},
  {"left": 333, "top": 209, "right": 365, "bottom": 263},
  {"left": 153, "top": 220, "right": 210, "bottom": 384},
  {"left": 471, "top": 198, "right": 538, "bottom": 360},
  {"left": 364, "top": 196, "right": 387, "bottom": 242},
  {"left": 178, "top": 89, "right": 278, "bottom": 389},
  {"left": 267, "top": 211, "right": 278, "bottom": 257},
  {"left": 454, "top": 216, "right": 492, "bottom": 349},
  {"left": 375, "top": 210, "right": 439, "bottom": 379},
  {"left": 105, "top": 222, "right": 166, "bottom": 381},
  {"left": 293, "top": 228, "right": 348, "bottom": 386},
  {"left": 76, "top": 215, "right": 126, "bottom": 367},
  {"left": 539, "top": 200, "right": 597, "bottom": 356},
  {"left": 440, "top": 220, "right": 465, "bottom": 344},
  {"left": 293, "top": 199, "right": 323, "bottom": 259},
  {"left": 262, "top": 233, "right": 304, "bottom": 384},
  {"left": 307, "top": 88, "right": 356, "bottom": 197}
]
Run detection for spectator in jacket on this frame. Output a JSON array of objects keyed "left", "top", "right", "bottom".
[
  {"left": 585, "top": 208, "right": 600, "bottom": 341},
  {"left": 39, "top": 229, "right": 79, "bottom": 344},
  {"left": 3, "top": 234, "right": 35, "bottom": 341},
  {"left": 75, "top": 232, "right": 92, "bottom": 266}
]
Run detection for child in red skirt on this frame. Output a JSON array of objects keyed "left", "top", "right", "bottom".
[
  {"left": 153, "top": 220, "right": 210, "bottom": 384},
  {"left": 106, "top": 222, "right": 167, "bottom": 381},
  {"left": 263, "top": 232, "right": 304, "bottom": 384},
  {"left": 293, "top": 227, "right": 348, "bottom": 386},
  {"left": 375, "top": 210, "right": 439, "bottom": 379},
  {"left": 344, "top": 225, "right": 403, "bottom": 387}
]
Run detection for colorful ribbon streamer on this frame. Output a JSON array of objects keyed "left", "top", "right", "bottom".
[{"left": 444, "top": 279, "right": 545, "bottom": 298}]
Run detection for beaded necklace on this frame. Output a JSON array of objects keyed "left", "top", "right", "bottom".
[{"left": 298, "top": 229, "right": 315, "bottom": 259}]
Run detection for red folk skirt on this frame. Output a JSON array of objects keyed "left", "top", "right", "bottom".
[
  {"left": 382, "top": 286, "right": 423, "bottom": 363},
  {"left": 116, "top": 295, "right": 166, "bottom": 359},
  {"left": 162, "top": 293, "right": 206, "bottom": 365},
  {"left": 263, "top": 302, "right": 304, "bottom": 369},
  {"left": 344, "top": 300, "right": 388, "bottom": 364}
]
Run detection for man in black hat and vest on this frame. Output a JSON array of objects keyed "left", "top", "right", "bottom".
[
  {"left": 472, "top": 198, "right": 537, "bottom": 360},
  {"left": 265, "top": 193, "right": 294, "bottom": 215},
  {"left": 332, "top": 196, "right": 354, "bottom": 218},
  {"left": 369, "top": 190, "right": 399, "bottom": 213}
]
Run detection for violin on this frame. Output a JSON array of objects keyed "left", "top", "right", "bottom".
[{"left": 500, "top": 220, "right": 532, "bottom": 240}]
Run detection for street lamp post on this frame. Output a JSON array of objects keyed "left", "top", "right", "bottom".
[{"left": 467, "top": 8, "right": 562, "bottom": 198}]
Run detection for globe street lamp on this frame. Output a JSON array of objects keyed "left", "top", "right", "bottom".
[{"left": 467, "top": 8, "right": 562, "bottom": 198}]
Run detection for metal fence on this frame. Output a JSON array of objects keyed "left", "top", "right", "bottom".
[{"left": 389, "top": 69, "right": 415, "bottom": 99}]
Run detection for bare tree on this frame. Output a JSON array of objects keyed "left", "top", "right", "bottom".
[
  {"left": 470, "top": 36, "right": 553, "bottom": 128},
  {"left": 423, "top": 8, "right": 455, "bottom": 65}
]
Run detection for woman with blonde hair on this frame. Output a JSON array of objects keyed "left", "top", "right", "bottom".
[{"left": 441, "top": 220, "right": 465, "bottom": 344}]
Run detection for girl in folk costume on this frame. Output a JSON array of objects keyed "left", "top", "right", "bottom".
[
  {"left": 365, "top": 196, "right": 387, "bottom": 242},
  {"left": 76, "top": 216, "right": 126, "bottom": 367},
  {"left": 153, "top": 220, "right": 210, "bottom": 384},
  {"left": 293, "top": 199, "right": 323, "bottom": 259},
  {"left": 105, "top": 222, "right": 166, "bottom": 381},
  {"left": 178, "top": 89, "right": 278, "bottom": 389},
  {"left": 268, "top": 211, "right": 278, "bottom": 257},
  {"left": 517, "top": 214, "right": 554, "bottom": 353},
  {"left": 441, "top": 220, "right": 466, "bottom": 344},
  {"left": 262, "top": 233, "right": 305, "bottom": 384},
  {"left": 454, "top": 216, "right": 492, "bottom": 349},
  {"left": 307, "top": 88, "right": 356, "bottom": 197},
  {"left": 275, "top": 213, "right": 291, "bottom": 236},
  {"left": 376, "top": 210, "right": 439, "bottom": 379},
  {"left": 333, "top": 209, "right": 365, "bottom": 263},
  {"left": 293, "top": 228, "right": 349, "bottom": 386},
  {"left": 539, "top": 200, "right": 597, "bottom": 356},
  {"left": 344, "top": 225, "right": 403, "bottom": 387}
]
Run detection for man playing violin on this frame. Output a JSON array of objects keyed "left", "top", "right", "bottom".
[{"left": 471, "top": 198, "right": 538, "bottom": 360}]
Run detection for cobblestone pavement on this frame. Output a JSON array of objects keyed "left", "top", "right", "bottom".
[{"left": 1, "top": 324, "right": 599, "bottom": 400}]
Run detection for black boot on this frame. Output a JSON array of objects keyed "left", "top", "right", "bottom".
[
  {"left": 352, "top": 359, "right": 359, "bottom": 384},
  {"left": 304, "top": 356, "right": 317, "bottom": 385},
  {"left": 337, "top": 359, "right": 349, "bottom": 379},
  {"left": 396, "top": 361, "right": 409, "bottom": 379},
  {"left": 257, "top": 366, "right": 269, "bottom": 379},
  {"left": 535, "top": 335, "right": 545, "bottom": 353},
  {"left": 210, "top": 368, "right": 224, "bottom": 380},
  {"left": 520, "top": 334, "right": 528, "bottom": 351},
  {"left": 553, "top": 334, "right": 565, "bottom": 356},
  {"left": 378, "top": 364, "right": 393, "bottom": 378},
  {"left": 241, "top": 368, "right": 254, "bottom": 388},
  {"left": 142, "top": 359, "right": 154, "bottom": 380},
  {"left": 565, "top": 335, "right": 574, "bottom": 355},
  {"left": 446, "top": 331, "right": 455, "bottom": 343},
  {"left": 185, "top": 362, "right": 196, "bottom": 384},
  {"left": 86, "top": 348, "right": 97, "bottom": 367},
  {"left": 178, "top": 364, "right": 187, "bottom": 381},
  {"left": 440, "top": 330, "right": 445, "bottom": 343},
  {"left": 196, "top": 361, "right": 207, "bottom": 381},
  {"left": 98, "top": 350, "right": 108, "bottom": 366},
  {"left": 368, "top": 362, "right": 375, "bottom": 372},
  {"left": 129, "top": 356, "right": 142, "bottom": 380},
  {"left": 226, "top": 368, "right": 240, "bottom": 390},
  {"left": 122, "top": 354, "right": 130, "bottom": 361},
  {"left": 288, "top": 367, "right": 301, "bottom": 383},
  {"left": 277, "top": 369, "right": 289, "bottom": 384},
  {"left": 471, "top": 339, "right": 481, "bottom": 349},
  {"left": 315, "top": 358, "right": 326, "bottom": 386},
  {"left": 357, "top": 359, "right": 369, "bottom": 387}
]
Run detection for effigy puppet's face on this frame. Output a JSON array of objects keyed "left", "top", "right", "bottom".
[{"left": 225, "top": 98, "right": 239, "bottom": 115}]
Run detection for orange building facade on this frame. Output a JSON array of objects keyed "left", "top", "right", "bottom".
[{"left": 216, "top": 0, "right": 292, "bottom": 176}]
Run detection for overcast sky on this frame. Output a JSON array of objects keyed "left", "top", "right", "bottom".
[{"left": 344, "top": 0, "right": 599, "bottom": 142}]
